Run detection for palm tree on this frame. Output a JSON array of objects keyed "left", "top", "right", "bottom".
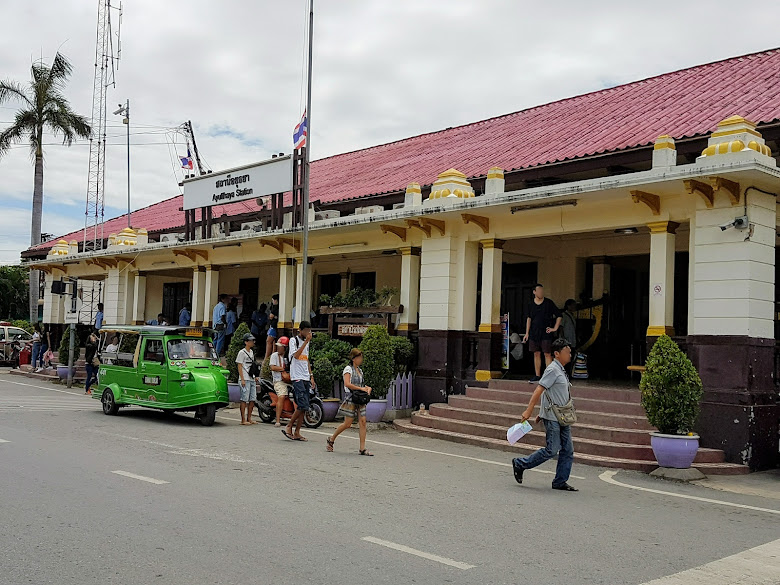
[{"left": 0, "top": 52, "right": 91, "bottom": 323}]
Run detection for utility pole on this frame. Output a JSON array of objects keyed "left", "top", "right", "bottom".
[
  {"left": 300, "top": 0, "right": 314, "bottom": 319},
  {"left": 66, "top": 279, "right": 77, "bottom": 389},
  {"left": 113, "top": 99, "right": 130, "bottom": 227}
]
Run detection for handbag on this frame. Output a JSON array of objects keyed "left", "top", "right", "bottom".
[
  {"left": 351, "top": 389, "right": 371, "bottom": 406},
  {"left": 281, "top": 371, "right": 291, "bottom": 383},
  {"left": 91, "top": 356, "right": 101, "bottom": 367},
  {"left": 544, "top": 384, "right": 577, "bottom": 426}
]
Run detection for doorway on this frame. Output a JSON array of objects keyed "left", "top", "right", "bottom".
[
  {"left": 162, "top": 282, "right": 190, "bottom": 325},
  {"left": 239, "top": 278, "right": 259, "bottom": 318}
]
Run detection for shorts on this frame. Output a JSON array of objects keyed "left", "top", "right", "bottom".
[
  {"left": 529, "top": 338, "right": 553, "bottom": 354},
  {"left": 273, "top": 380, "right": 289, "bottom": 396},
  {"left": 291, "top": 380, "right": 311, "bottom": 411},
  {"left": 338, "top": 399, "right": 367, "bottom": 420},
  {"left": 239, "top": 380, "right": 257, "bottom": 402},
  {"left": 267, "top": 328, "right": 277, "bottom": 339}
]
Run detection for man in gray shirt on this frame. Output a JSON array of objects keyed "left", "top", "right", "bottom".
[{"left": 512, "top": 338, "right": 577, "bottom": 491}]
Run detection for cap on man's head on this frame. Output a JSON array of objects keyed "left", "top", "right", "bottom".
[{"left": 243, "top": 333, "right": 256, "bottom": 342}]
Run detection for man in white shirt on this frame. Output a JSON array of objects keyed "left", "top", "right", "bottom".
[
  {"left": 283, "top": 321, "right": 315, "bottom": 442},
  {"left": 235, "top": 333, "right": 257, "bottom": 426},
  {"left": 269, "top": 337, "right": 289, "bottom": 427}
]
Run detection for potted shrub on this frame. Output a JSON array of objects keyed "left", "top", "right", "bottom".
[
  {"left": 56, "top": 329, "right": 76, "bottom": 380},
  {"left": 358, "top": 325, "right": 394, "bottom": 422},
  {"left": 640, "top": 335, "right": 704, "bottom": 469},
  {"left": 310, "top": 333, "right": 353, "bottom": 421},
  {"left": 225, "top": 322, "right": 251, "bottom": 402}
]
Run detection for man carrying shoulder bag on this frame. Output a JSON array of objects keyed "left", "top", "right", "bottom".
[{"left": 512, "top": 337, "right": 578, "bottom": 492}]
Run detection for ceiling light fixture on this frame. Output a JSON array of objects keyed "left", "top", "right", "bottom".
[
  {"left": 328, "top": 242, "right": 367, "bottom": 250},
  {"left": 614, "top": 227, "right": 639, "bottom": 235},
  {"left": 510, "top": 199, "right": 578, "bottom": 214}
]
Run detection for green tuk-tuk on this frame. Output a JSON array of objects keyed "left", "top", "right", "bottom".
[{"left": 93, "top": 325, "right": 230, "bottom": 426}]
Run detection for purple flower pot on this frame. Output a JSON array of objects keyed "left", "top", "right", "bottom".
[
  {"left": 650, "top": 433, "right": 700, "bottom": 469},
  {"left": 56, "top": 365, "right": 74, "bottom": 380},
  {"left": 365, "top": 399, "right": 388, "bottom": 423},
  {"left": 322, "top": 399, "right": 340, "bottom": 422},
  {"left": 227, "top": 382, "right": 241, "bottom": 402}
]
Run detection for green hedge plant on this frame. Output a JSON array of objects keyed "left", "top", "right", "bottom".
[
  {"left": 225, "top": 322, "right": 251, "bottom": 383},
  {"left": 390, "top": 336, "right": 414, "bottom": 374},
  {"left": 640, "top": 335, "right": 703, "bottom": 435},
  {"left": 58, "top": 327, "right": 71, "bottom": 366},
  {"left": 358, "top": 325, "right": 394, "bottom": 399},
  {"left": 310, "top": 334, "right": 353, "bottom": 397}
]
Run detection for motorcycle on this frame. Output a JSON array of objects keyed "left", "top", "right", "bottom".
[{"left": 255, "top": 377, "right": 324, "bottom": 429}]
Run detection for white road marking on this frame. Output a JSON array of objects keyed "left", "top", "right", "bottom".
[
  {"left": 362, "top": 536, "right": 475, "bottom": 570},
  {"left": 600, "top": 470, "right": 780, "bottom": 516},
  {"left": 0, "top": 378, "right": 86, "bottom": 397},
  {"left": 638, "top": 538, "right": 780, "bottom": 584},
  {"left": 111, "top": 470, "right": 169, "bottom": 485},
  {"left": 90, "top": 429, "right": 266, "bottom": 465},
  {"left": 0, "top": 439, "right": 10, "bottom": 443}
]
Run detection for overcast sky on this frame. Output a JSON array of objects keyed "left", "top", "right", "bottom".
[{"left": 1, "top": 0, "right": 780, "bottom": 263}]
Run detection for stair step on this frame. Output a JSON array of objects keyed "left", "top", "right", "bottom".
[
  {"left": 449, "top": 396, "right": 655, "bottom": 430},
  {"left": 488, "top": 379, "right": 641, "bottom": 403},
  {"left": 466, "top": 387, "right": 647, "bottom": 416},
  {"left": 411, "top": 412, "right": 725, "bottom": 463},
  {"left": 9, "top": 369, "right": 64, "bottom": 382},
  {"left": 394, "top": 419, "right": 749, "bottom": 475},
  {"left": 429, "top": 404, "right": 653, "bottom": 445}
]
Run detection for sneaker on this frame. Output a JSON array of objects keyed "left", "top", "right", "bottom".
[
  {"left": 529, "top": 375, "right": 541, "bottom": 383},
  {"left": 34, "top": 368, "right": 42, "bottom": 372},
  {"left": 512, "top": 459, "right": 525, "bottom": 484}
]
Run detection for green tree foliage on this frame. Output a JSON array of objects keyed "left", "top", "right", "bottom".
[
  {"left": 58, "top": 327, "right": 72, "bottom": 366},
  {"left": 0, "top": 266, "right": 29, "bottom": 320},
  {"left": 11, "top": 319, "right": 33, "bottom": 333},
  {"left": 225, "top": 323, "right": 251, "bottom": 382},
  {"left": 640, "top": 335, "right": 703, "bottom": 434},
  {"left": 358, "top": 325, "right": 394, "bottom": 399},
  {"left": 310, "top": 334, "right": 353, "bottom": 397},
  {"left": 390, "top": 336, "right": 414, "bottom": 374},
  {"left": 0, "top": 53, "right": 91, "bottom": 322}
]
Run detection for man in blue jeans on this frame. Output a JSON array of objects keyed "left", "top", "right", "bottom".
[
  {"left": 512, "top": 337, "right": 578, "bottom": 491},
  {"left": 283, "top": 321, "right": 315, "bottom": 442}
]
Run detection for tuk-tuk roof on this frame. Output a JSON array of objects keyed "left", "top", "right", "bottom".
[{"left": 99, "top": 325, "right": 215, "bottom": 337}]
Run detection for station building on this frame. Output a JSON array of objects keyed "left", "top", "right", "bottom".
[{"left": 24, "top": 49, "right": 780, "bottom": 469}]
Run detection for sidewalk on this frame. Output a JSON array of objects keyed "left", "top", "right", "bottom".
[{"left": 693, "top": 468, "right": 780, "bottom": 500}]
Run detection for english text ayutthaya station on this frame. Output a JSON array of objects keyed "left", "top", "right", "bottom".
[{"left": 24, "top": 49, "right": 780, "bottom": 471}]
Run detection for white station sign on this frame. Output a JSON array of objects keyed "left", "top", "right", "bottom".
[{"left": 182, "top": 155, "right": 293, "bottom": 210}]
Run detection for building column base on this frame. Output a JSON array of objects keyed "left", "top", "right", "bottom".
[
  {"left": 646, "top": 325, "right": 675, "bottom": 337},
  {"left": 686, "top": 335, "right": 778, "bottom": 470},
  {"left": 475, "top": 370, "right": 502, "bottom": 382}
]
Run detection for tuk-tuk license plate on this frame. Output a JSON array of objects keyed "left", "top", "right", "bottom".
[{"left": 186, "top": 328, "right": 203, "bottom": 337}]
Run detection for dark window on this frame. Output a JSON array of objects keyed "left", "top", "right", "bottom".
[
  {"left": 352, "top": 272, "right": 376, "bottom": 291},
  {"left": 142, "top": 338, "right": 164, "bottom": 362},
  {"left": 162, "top": 282, "right": 190, "bottom": 324},
  {"left": 319, "top": 274, "right": 342, "bottom": 299}
]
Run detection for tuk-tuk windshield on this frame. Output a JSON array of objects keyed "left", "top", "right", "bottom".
[{"left": 167, "top": 338, "right": 218, "bottom": 360}]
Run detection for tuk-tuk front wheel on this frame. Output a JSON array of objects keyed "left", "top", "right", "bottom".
[
  {"left": 102, "top": 390, "right": 119, "bottom": 415},
  {"left": 199, "top": 404, "right": 216, "bottom": 426}
]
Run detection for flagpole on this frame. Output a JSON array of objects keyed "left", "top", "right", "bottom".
[{"left": 300, "top": 0, "right": 314, "bottom": 322}]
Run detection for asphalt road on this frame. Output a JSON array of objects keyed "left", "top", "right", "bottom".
[{"left": 0, "top": 372, "right": 778, "bottom": 585}]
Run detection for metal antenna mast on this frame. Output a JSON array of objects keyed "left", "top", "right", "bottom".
[{"left": 83, "top": 0, "right": 121, "bottom": 252}]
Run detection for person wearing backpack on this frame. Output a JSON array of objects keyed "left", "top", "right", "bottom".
[
  {"left": 236, "top": 333, "right": 258, "bottom": 425},
  {"left": 326, "top": 348, "right": 374, "bottom": 456}
]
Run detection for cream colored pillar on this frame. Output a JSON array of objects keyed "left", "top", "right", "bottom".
[
  {"left": 191, "top": 267, "right": 206, "bottom": 326},
  {"left": 398, "top": 247, "right": 421, "bottom": 332},
  {"left": 647, "top": 221, "right": 678, "bottom": 336},
  {"left": 103, "top": 268, "right": 127, "bottom": 326},
  {"left": 592, "top": 259, "right": 611, "bottom": 299},
  {"left": 278, "top": 259, "right": 296, "bottom": 329},
  {"left": 42, "top": 272, "right": 66, "bottom": 324},
  {"left": 340, "top": 272, "right": 350, "bottom": 293},
  {"left": 479, "top": 239, "right": 504, "bottom": 333},
  {"left": 132, "top": 272, "right": 147, "bottom": 325},
  {"left": 294, "top": 257, "right": 314, "bottom": 328},
  {"left": 419, "top": 236, "right": 477, "bottom": 331},
  {"left": 120, "top": 269, "right": 135, "bottom": 325},
  {"left": 202, "top": 265, "right": 220, "bottom": 326}
]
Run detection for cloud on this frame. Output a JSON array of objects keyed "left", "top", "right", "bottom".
[{"left": 2, "top": 0, "right": 780, "bottom": 266}]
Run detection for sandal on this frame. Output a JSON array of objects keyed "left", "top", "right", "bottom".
[
  {"left": 293, "top": 436, "right": 308, "bottom": 442},
  {"left": 326, "top": 438, "right": 335, "bottom": 452},
  {"left": 282, "top": 429, "right": 294, "bottom": 440},
  {"left": 359, "top": 449, "right": 374, "bottom": 456}
]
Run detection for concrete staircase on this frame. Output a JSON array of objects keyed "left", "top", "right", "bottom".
[
  {"left": 394, "top": 379, "right": 749, "bottom": 475},
  {"left": 9, "top": 350, "right": 87, "bottom": 383}
]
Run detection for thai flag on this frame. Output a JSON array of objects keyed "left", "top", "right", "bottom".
[
  {"left": 180, "top": 148, "right": 193, "bottom": 170},
  {"left": 293, "top": 110, "right": 307, "bottom": 149}
]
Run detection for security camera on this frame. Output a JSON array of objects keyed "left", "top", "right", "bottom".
[{"left": 719, "top": 216, "right": 749, "bottom": 231}]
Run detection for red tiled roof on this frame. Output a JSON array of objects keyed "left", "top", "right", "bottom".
[{"left": 32, "top": 47, "right": 780, "bottom": 253}]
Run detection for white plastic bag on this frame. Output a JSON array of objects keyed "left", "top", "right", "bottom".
[{"left": 507, "top": 420, "right": 533, "bottom": 445}]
